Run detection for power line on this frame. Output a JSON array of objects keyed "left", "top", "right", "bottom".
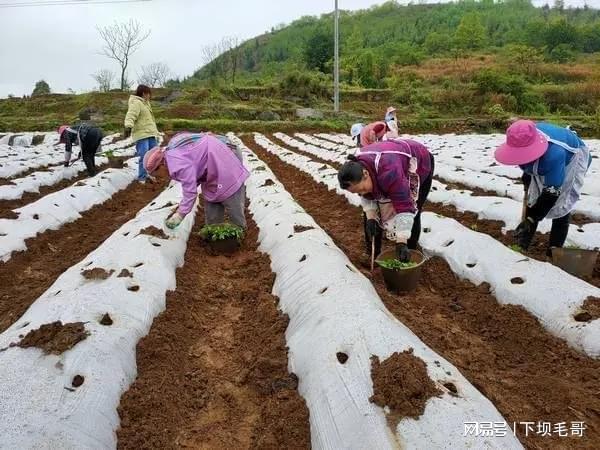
[{"left": 0, "top": 0, "right": 151, "bottom": 8}]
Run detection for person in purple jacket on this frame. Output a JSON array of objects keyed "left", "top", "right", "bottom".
[
  {"left": 338, "top": 139, "right": 435, "bottom": 262},
  {"left": 143, "top": 132, "right": 250, "bottom": 230}
]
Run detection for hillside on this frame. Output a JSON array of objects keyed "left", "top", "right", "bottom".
[{"left": 2, "top": 0, "right": 600, "bottom": 135}]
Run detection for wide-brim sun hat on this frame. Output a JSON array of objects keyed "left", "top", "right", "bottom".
[
  {"left": 386, "top": 106, "right": 397, "bottom": 115},
  {"left": 494, "top": 119, "right": 548, "bottom": 166}
]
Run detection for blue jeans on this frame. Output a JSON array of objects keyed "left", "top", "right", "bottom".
[{"left": 136, "top": 136, "right": 157, "bottom": 180}]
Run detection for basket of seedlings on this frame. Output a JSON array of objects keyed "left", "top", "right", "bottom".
[
  {"left": 376, "top": 249, "right": 426, "bottom": 294},
  {"left": 199, "top": 223, "right": 244, "bottom": 255}
]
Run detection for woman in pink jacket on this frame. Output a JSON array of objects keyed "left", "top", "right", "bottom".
[{"left": 143, "top": 132, "right": 249, "bottom": 229}]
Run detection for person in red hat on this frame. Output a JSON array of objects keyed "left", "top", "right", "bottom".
[
  {"left": 494, "top": 120, "right": 592, "bottom": 256},
  {"left": 57, "top": 123, "right": 103, "bottom": 176}
]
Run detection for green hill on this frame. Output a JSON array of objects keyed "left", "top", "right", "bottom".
[{"left": 2, "top": 0, "right": 600, "bottom": 135}]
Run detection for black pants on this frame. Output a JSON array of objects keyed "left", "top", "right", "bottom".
[
  {"left": 539, "top": 213, "right": 570, "bottom": 257},
  {"left": 364, "top": 153, "right": 435, "bottom": 255},
  {"left": 81, "top": 128, "right": 103, "bottom": 177}
]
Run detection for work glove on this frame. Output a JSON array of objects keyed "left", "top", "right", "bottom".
[
  {"left": 165, "top": 212, "right": 184, "bottom": 230},
  {"left": 528, "top": 187, "right": 560, "bottom": 222},
  {"left": 365, "top": 218, "right": 380, "bottom": 242},
  {"left": 514, "top": 217, "right": 537, "bottom": 250},
  {"left": 123, "top": 128, "right": 132, "bottom": 139},
  {"left": 396, "top": 243, "right": 410, "bottom": 262}
]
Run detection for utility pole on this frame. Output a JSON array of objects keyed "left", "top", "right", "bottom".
[{"left": 334, "top": 0, "right": 340, "bottom": 113}]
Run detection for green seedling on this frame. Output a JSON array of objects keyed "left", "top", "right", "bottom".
[
  {"left": 199, "top": 223, "right": 244, "bottom": 242},
  {"left": 376, "top": 258, "right": 418, "bottom": 270},
  {"left": 102, "top": 150, "right": 115, "bottom": 158},
  {"left": 509, "top": 244, "right": 524, "bottom": 253}
]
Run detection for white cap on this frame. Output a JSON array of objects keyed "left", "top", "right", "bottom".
[{"left": 350, "top": 123, "right": 364, "bottom": 138}]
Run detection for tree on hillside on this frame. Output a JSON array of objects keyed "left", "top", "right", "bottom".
[
  {"left": 97, "top": 20, "right": 151, "bottom": 91},
  {"left": 92, "top": 69, "right": 115, "bottom": 92},
  {"left": 31, "top": 80, "right": 50, "bottom": 96},
  {"left": 455, "top": 13, "right": 487, "bottom": 51},
  {"left": 505, "top": 44, "right": 544, "bottom": 75},
  {"left": 138, "top": 62, "right": 171, "bottom": 87},
  {"left": 544, "top": 18, "right": 580, "bottom": 51},
  {"left": 200, "top": 36, "right": 242, "bottom": 83},
  {"left": 304, "top": 29, "right": 334, "bottom": 73}
]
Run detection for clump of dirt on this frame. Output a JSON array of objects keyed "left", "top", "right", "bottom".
[
  {"left": 81, "top": 267, "right": 114, "bottom": 280},
  {"left": 294, "top": 225, "right": 314, "bottom": 233},
  {"left": 72, "top": 375, "right": 85, "bottom": 387},
  {"left": 261, "top": 179, "right": 275, "bottom": 187},
  {"left": 576, "top": 297, "right": 600, "bottom": 322},
  {"left": 138, "top": 226, "right": 169, "bottom": 240},
  {"left": 370, "top": 349, "right": 441, "bottom": 426},
  {"left": 118, "top": 269, "right": 133, "bottom": 278},
  {"left": 18, "top": 321, "right": 88, "bottom": 355}
]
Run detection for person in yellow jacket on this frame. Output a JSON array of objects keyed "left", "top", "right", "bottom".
[{"left": 124, "top": 84, "right": 160, "bottom": 183}]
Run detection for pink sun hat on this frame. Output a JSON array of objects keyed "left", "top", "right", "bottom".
[
  {"left": 57, "top": 125, "right": 68, "bottom": 142},
  {"left": 494, "top": 120, "right": 548, "bottom": 166},
  {"left": 143, "top": 146, "right": 165, "bottom": 174}
]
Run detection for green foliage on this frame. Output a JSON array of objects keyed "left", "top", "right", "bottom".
[
  {"left": 509, "top": 244, "right": 524, "bottom": 253},
  {"left": 424, "top": 32, "right": 452, "bottom": 55},
  {"left": 304, "top": 28, "right": 334, "bottom": 73},
  {"left": 454, "top": 13, "right": 486, "bottom": 51},
  {"left": 278, "top": 70, "right": 329, "bottom": 99},
  {"left": 548, "top": 44, "right": 577, "bottom": 63},
  {"left": 32, "top": 80, "right": 50, "bottom": 96},
  {"left": 377, "top": 259, "right": 418, "bottom": 270},
  {"left": 199, "top": 223, "right": 244, "bottom": 242}
]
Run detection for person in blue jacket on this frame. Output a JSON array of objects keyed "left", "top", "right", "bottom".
[{"left": 494, "top": 120, "right": 591, "bottom": 256}]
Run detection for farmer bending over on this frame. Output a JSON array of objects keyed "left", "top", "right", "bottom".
[
  {"left": 143, "top": 132, "right": 249, "bottom": 230},
  {"left": 338, "top": 138, "right": 435, "bottom": 262},
  {"left": 58, "top": 123, "right": 103, "bottom": 177},
  {"left": 494, "top": 120, "right": 591, "bottom": 256}
]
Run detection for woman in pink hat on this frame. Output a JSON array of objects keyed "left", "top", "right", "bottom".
[
  {"left": 143, "top": 132, "right": 249, "bottom": 230},
  {"left": 494, "top": 120, "right": 592, "bottom": 256},
  {"left": 58, "top": 123, "right": 103, "bottom": 176}
]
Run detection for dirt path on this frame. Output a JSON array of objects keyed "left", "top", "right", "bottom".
[
  {"left": 116, "top": 206, "right": 310, "bottom": 449},
  {"left": 243, "top": 135, "right": 600, "bottom": 450},
  {"left": 0, "top": 158, "right": 128, "bottom": 219},
  {"left": 0, "top": 180, "right": 167, "bottom": 333}
]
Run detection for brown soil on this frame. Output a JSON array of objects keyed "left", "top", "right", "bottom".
[
  {"left": 268, "top": 133, "right": 341, "bottom": 168},
  {"left": 116, "top": 206, "right": 310, "bottom": 450},
  {"left": 81, "top": 267, "right": 114, "bottom": 280},
  {"left": 370, "top": 349, "right": 441, "bottom": 427},
  {"left": 17, "top": 321, "right": 88, "bottom": 355},
  {"left": 99, "top": 313, "right": 113, "bottom": 326},
  {"left": 0, "top": 157, "right": 130, "bottom": 218},
  {"left": 577, "top": 297, "right": 600, "bottom": 322},
  {"left": 117, "top": 269, "right": 133, "bottom": 278},
  {"left": 293, "top": 225, "right": 314, "bottom": 233},
  {"left": 138, "top": 225, "right": 169, "bottom": 240},
  {"left": 244, "top": 135, "right": 600, "bottom": 450},
  {"left": 0, "top": 180, "right": 167, "bottom": 333}
]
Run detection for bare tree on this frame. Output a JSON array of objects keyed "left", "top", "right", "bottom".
[
  {"left": 138, "top": 62, "right": 171, "bottom": 87},
  {"left": 201, "top": 36, "right": 242, "bottom": 83},
  {"left": 97, "top": 20, "right": 151, "bottom": 91},
  {"left": 91, "top": 69, "right": 116, "bottom": 92}
]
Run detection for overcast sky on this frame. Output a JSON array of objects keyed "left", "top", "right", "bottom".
[{"left": 0, "top": 0, "right": 597, "bottom": 98}]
